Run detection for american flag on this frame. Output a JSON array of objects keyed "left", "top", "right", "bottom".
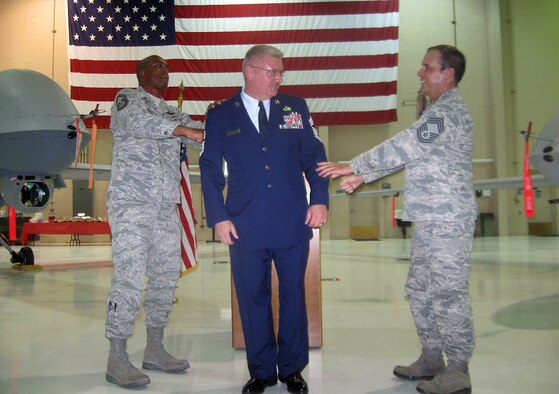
[
  {"left": 179, "top": 142, "right": 199, "bottom": 275},
  {"left": 67, "top": 0, "right": 399, "bottom": 129},
  {"left": 177, "top": 80, "right": 198, "bottom": 276}
]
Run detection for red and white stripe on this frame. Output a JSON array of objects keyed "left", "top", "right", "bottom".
[
  {"left": 69, "top": 0, "right": 399, "bottom": 128},
  {"left": 178, "top": 158, "right": 198, "bottom": 275}
]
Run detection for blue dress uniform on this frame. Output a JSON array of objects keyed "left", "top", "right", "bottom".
[{"left": 200, "top": 89, "right": 329, "bottom": 380}]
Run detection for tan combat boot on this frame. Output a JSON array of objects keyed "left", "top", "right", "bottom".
[
  {"left": 106, "top": 338, "right": 150, "bottom": 388},
  {"left": 142, "top": 326, "right": 190, "bottom": 373},
  {"left": 393, "top": 351, "right": 445, "bottom": 381},
  {"left": 416, "top": 361, "right": 471, "bottom": 394}
]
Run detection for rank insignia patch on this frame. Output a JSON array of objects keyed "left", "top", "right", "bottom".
[{"left": 417, "top": 117, "right": 444, "bottom": 143}]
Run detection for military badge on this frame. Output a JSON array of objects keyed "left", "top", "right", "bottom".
[
  {"left": 116, "top": 94, "right": 129, "bottom": 111},
  {"left": 417, "top": 117, "right": 444, "bottom": 143},
  {"left": 283, "top": 106, "right": 292, "bottom": 112}
]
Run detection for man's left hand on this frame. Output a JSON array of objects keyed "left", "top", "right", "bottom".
[
  {"left": 316, "top": 162, "right": 353, "bottom": 179},
  {"left": 305, "top": 204, "right": 328, "bottom": 229}
]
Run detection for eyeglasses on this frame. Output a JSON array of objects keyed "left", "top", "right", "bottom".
[{"left": 249, "top": 65, "right": 285, "bottom": 78}]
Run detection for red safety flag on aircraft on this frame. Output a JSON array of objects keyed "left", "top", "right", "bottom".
[
  {"left": 523, "top": 122, "right": 535, "bottom": 218},
  {"left": 8, "top": 206, "right": 16, "bottom": 241}
]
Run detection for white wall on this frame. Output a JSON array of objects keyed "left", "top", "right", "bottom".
[{"left": 326, "top": 0, "right": 559, "bottom": 239}]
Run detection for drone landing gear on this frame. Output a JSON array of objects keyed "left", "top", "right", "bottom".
[{"left": 0, "top": 232, "right": 34, "bottom": 265}]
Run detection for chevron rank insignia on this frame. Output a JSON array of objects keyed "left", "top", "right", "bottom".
[{"left": 417, "top": 117, "right": 444, "bottom": 143}]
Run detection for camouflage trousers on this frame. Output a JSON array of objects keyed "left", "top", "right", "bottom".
[
  {"left": 105, "top": 200, "right": 181, "bottom": 339},
  {"left": 406, "top": 220, "right": 475, "bottom": 363}
]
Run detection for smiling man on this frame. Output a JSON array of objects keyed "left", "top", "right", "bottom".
[
  {"left": 317, "top": 45, "right": 476, "bottom": 394},
  {"left": 104, "top": 55, "right": 204, "bottom": 388},
  {"left": 200, "top": 45, "right": 329, "bottom": 394}
]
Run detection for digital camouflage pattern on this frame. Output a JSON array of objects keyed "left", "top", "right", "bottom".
[
  {"left": 350, "top": 87, "right": 476, "bottom": 222},
  {"left": 106, "top": 202, "right": 181, "bottom": 338},
  {"left": 105, "top": 87, "right": 203, "bottom": 339},
  {"left": 407, "top": 220, "right": 475, "bottom": 363},
  {"left": 349, "top": 87, "right": 476, "bottom": 365},
  {"left": 108, "top": 87, "right": 203, "bottom": 204}
]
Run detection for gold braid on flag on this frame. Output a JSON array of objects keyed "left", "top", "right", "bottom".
[
  {"left": 177, "top": 80, "right": 184, "bottom": 110},
  {"left": 416, "top": 89, "right": 428, "bottom": 120},
  {"left": 177, "top": 80, "right": 199, "bottom": 277}
]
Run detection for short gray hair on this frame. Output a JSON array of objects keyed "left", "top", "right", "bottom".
[{"left": 242, "top": 45, "right": 283, "bottom": 71}]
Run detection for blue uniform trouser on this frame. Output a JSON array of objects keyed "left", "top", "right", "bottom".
[
  {"left": 230, "top": 241, "right": 310, "bottom": 380},
  {"left": 105, "top": 200, "right": 181, "bottom": 339},
  {"left": 406, "top": 220, "right": 476, "bottom": 364}
]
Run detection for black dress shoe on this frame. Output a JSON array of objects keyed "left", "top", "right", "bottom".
[
  {"left": 279, "top": 372, "right": 309, "bottom": 393},
  {"left": 242, "top": 377, "right": 277, "bottom": 393}
]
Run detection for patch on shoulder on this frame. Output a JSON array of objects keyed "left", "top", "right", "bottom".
[
  {"left": 116, "top": 94, "right": 129, "bottom": 111},
  {"left": 417, "top": 117, "right": 444, "bottom": 143}
]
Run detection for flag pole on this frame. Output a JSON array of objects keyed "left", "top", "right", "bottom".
[
  {"left": 177, "top": 80, "right": 200, "bottom": 277},
  {"left": 177, "top": 80, "right": 184, "bottom": 111}
]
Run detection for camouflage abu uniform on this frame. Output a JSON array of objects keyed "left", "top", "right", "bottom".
[
  {"left": 350, "top": 87, "right": 476, "bottom": 364},
  {"left": 105, "top": 87, "right": 203, "bottom": 339}
]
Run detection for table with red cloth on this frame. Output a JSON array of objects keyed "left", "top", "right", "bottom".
[{"left": 21, "top": 221, "right": 111, "bottom": 245}]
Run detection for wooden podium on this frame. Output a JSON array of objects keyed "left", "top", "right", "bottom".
[{"left": 231, "top": 228, "right": 323, "bottom": 348}]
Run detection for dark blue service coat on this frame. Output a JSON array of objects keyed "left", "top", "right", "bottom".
[{"left": 200, "top": 89, "right": 329, "bottom": 250}]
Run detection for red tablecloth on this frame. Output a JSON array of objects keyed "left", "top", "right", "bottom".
[{"left": 21, "top": 222, "right": 111, "bottom": 244}]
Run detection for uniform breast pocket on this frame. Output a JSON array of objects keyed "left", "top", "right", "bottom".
[{"left": 275, "top": 129, "right": 301, "bottom": 151}]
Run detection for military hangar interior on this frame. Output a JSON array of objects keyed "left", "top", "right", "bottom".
[{"left": 1, "top": 1, "right": 558, "bottom": 393}]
